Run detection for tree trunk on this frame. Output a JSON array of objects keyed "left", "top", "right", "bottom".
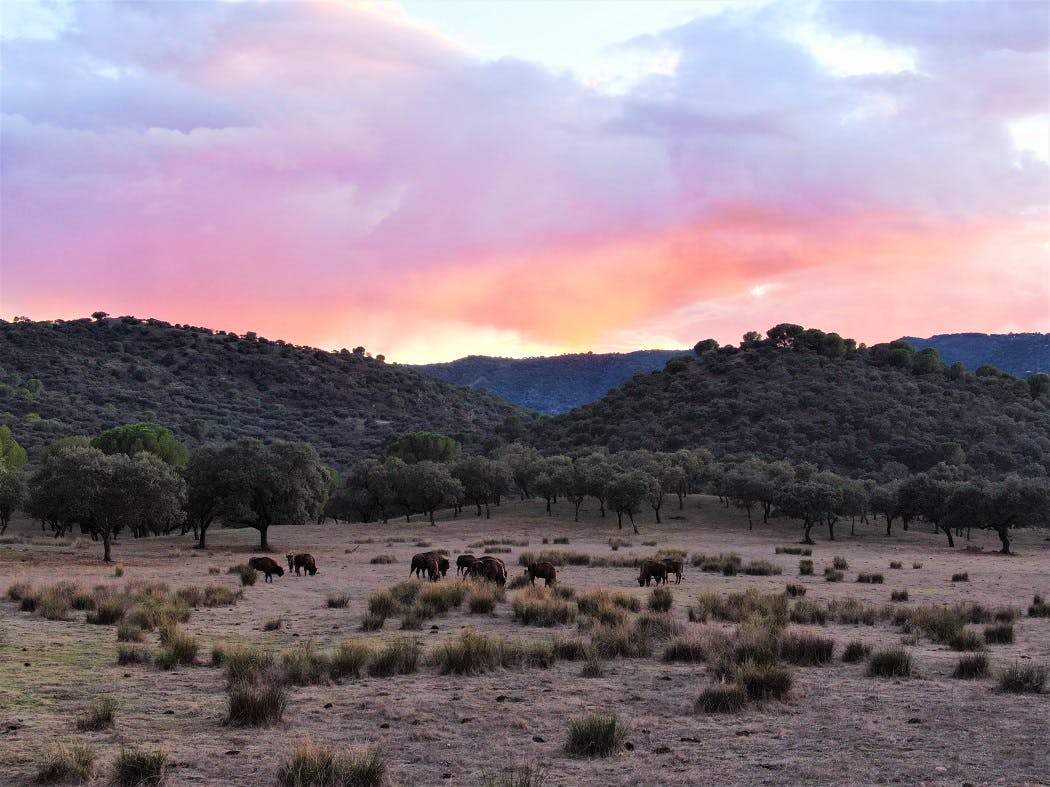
[
  {"left": 995, "top": 527, "right": 1010, "bottom": 554},
  {"left": 746, "top": 506, "right": 752, "bottom": 531},
  {"left": 616, "top": 511, "right": 623, "bottom": 529},
  {"left": 939, "top": 523, "right": 954, "bottom": 548},
  {"left": 599, "top": 499, "right": 606, "bottom": 517},
  {"left": 629, "top": 512, "right": 638, "bottom": 534},
  {"left": 763, "top": 502, "right": 771, "bottom": 524},
  {"left": 476, "top": 502, "right": 483, "bottom": 517},
  {"left": 546, "top": 497, "right": 552, "bottom": 517},
  {"left": 574, "top": 501, "right": 581, "bottom": 522},
  {"left": 653, "top": 505, "right": 662, "bottom": 524},
  {"left": 677, "top": 493, "right": 684, "bottom": 510},
  {"left": 485, "top": 503, "right": 491, "bottom": 519},
  {"left": 259, "top": 523, "right": 269, "bottom": 550},
  {"left": 429, "top": 509, "right": 436, "bottom": 525},
  {"left": 802, "top": 520, "right": 815, "bottom": 545},
  {"left": 197, "top": 523, "right": 209, "bottom": 549},
  {"left": 103, "top": 531, "right": 112, "bottom": 562},
  {"left": 885, "top": 517, "right": 893, "bottom": 537},
  {"left": 827, "top": 518, "right": 836, "bottom": 541}
]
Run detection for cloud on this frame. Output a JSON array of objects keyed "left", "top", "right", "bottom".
[{"left": 2, "top": 0, "right": 1046, "bottom": 361}]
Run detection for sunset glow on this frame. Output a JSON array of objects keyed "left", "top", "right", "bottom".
[{"left": 2, "top": 0, "right": 1047, "bottom": 362}]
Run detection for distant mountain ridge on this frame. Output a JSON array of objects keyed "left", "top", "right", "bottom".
[
  {"left": 900, "top": 333, "right": 1048, "bottom": 378},
  {"left": 414, "top": 349, "right": 688, "bottom": 414}
]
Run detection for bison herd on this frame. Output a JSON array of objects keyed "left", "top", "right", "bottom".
[{"left": 246, "top": 550, "right": 685, "bottom": 589}]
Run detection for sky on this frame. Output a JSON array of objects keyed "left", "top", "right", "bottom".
[{"left": 1, "top": 0, "right": 1047, "bottom": 363}]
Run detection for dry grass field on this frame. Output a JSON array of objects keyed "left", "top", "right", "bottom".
[{"left": 1, "top": 497, "right": 1047, "bottom": 786}]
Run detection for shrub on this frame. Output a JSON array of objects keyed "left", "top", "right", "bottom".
[
  {"left": 330, "top": 640, "right": 374, "bottom": 680},
  {"left": 208, "top": 566, "right": 221, "bottom": 575},
  {"left": 789, "top": 601, "right": 827, "bottom": 625},
  {"left": 36, "top": 744, "right": 96, "bottom": 783},
  {"left": 370, "top": 554, "right": 397, "bottom": 564},
  {"left": 75, "top": 697, "right": 118, "bottom": 731},
  {"left": 827, "top": 598, "right": 881, "bottom": 626},
  {"left": 367, "top": 591, "right": 400, "bottom": 619},
  {"left": 416, "top": 582, "right": 467, "bottom": 616},
  {"left": 898, "top": 604, "right": 964, "bottom": 642},
  {"left": 951, "top": 573, "right": 969, "bottom": 583},
  {"left": 983, "top": 624, "right": 1014, "bottom": 645},
  {"left": 992, "top": 607, "right": 1020, "bottom": 623},
  {"left": 867, "top": 647, "right": 912, "bottom": 678},
  {"left": 1028, "top": 594, "right": 1049, "bottom": 618},
  {"left": 7, "top": 580, "right": 33, "bottom": 601},
  {"left": 728, "top": 624, "right": 780, "bottom": 666},
  {"left": 648, "top": 587, "right": 673, "bottom": 613},
  {"left": 513, "top": 588, "right": 576, "bottom": 627},
  {"left": 276, "top": 741, "right": 387, "bottom": 787},
  {"left": 113, "top": 748, "right": 167, "bottom": 786},
  {"left": 117, "top": 621, "right": 143, "bottom": 642},
  {"left": 577, "top": 588, "right": 640, "bottom": 616},
  {"left": 434, "top": 628, "right": 501, "bottom": 675},
  {"left": 890, "top": 591, "right": 909, "bottom": 602},
  {"left": 889, "top": 561, "right": 903, "bottom": 569},
  {"left": 608, "top": 537, "right": 632, "bottom": 550},
  {"left": 823, "top": 568, "right": 844, "bottom": 583},
  {"left": 157, "top": 625, "right": 198, "bottom": 667},
  {"left": 399, "top": 609, "right": 424, "bottom": 630},
  {"left": 952, "top": 653, "right": 990, "bottom": 679},
  {"left": 281, "top": 642, "right": 331, "bottom": 685},
  {"left": 237, "top": 565, "right": 258, "bottom": 587},
  {"left": 174, "top": 587, "right": 202, "bottom": 607},
  {"left": 71, "top": 589, "right": 98, "bottom": 611},
  {"left": 203, "top": 585, "right": 242, "bottom": 607},
  {"left": 367, "top": 639, "right": 420, "bottom": 677},
  {"left": 565, "top": 713, "right": 627, "bottom": 757},
  {"left": 832, "top": 557, "right": 848, "bottom": 570},
  {"left": 998, "top": 663, "right": 1046, "bottom": 694},
  {"left": 742, "top": 560, "right": 782, "bottom": 576},
  {"left": 734, "top": 661, "right": 792, "bottom": 701},
  {"left": 779, "top": 632, "right": 835, "bottom": 665},
  {"left": 841, "top": 640, "right": 871, "bottom": 663},
  {"left": 695, "top": 683, "right": 748, "bottom": 713},
  {"left": 633, "top": 612, "right": 682, "bottom": 641},
  {"left": 581, "top": 655, "right": 604, "bottom": 678},
  {"left": 785, "top": 584, "right": 806, "bottom": 598},
  {"left": 551, "top": 636, "right": 590, "bottom": 661},
  {"left": 856, "top": 573, "right": 883, "bottom": 584},
  {"left": 947, "top": 629, "right": 984, "bottom": 652},
  {"left": 227, "top": 679, "right": 287, "bottom": 726},
  {"left": 387, "top": 580, "right": 423, "bottom": 608},
  {"left": 799, "top": 559, "right": 814, "bottom": 576},
  {"left": 39, "top": 592, "right": 72, "bottom": 621},
  {"left": 217, "top": 644, "right": 276, "bottom": 683},
  {"left": 117, "top": 645, "right": 151, "bottom": 665},
  {"left": 691, "top": 589, "right": 788, "bottom": 627},
  {"left": 691, "top": 552, "right": 741, "bottom": 573},
  {"left": 264, "top": 617, "right": 283, "bottom": 632},
  {"left": 326, "top": 594, "right": 351, "bottom": 609},
  {"left": 113, "top": 567, "right": 124, "bottom": 578},
  {"left": 553, "top": 537, "right": 570, "bottom": 545},
  {"left": 468, "top": 586, "right": 498, "bottom": 614},
  {"left": 483, "top": 765, "right": 546, "bottom": 787},
  {"left": 359, "top": 613, "right": 385, "bottom": 631},
  {"left": 589, "top": 622, "right": 651, "bottom": 659},
  {"left": 663, "top": 635, "right": 706, "bottom": 663},
  {"left": 88, "top": 597, "right": 128, "bottom": 625}
]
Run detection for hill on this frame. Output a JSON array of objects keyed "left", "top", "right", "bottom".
[
  {"left": 0, "top": 316, "right": 520, "bottom": 468},
  {"left": 527, "top": 330, "right": 1050, "bottom": 480},
  {"left": 901, "top": 333, "right": 1049, "bottom": 378},
  {"left": 413, "top": 350, "right": 688, "bottom": 414}
]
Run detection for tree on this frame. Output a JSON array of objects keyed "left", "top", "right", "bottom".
[
  {"left": 1028, "top": 373, "right": 1050, "bottom": 399},
  {"left": 897, "top": 470, "right": 960, "bottom": 547},
  {"left": 532, "top": 456, "right": 573, "bottom": 516},
  {"left": 453, "top": 456, "right": 512, "bottom": 518},
  {"left": 0, "top": 426, "right": 28, "bottom": 469},
  {"left": 184, "top": 444, "right": 231, "bottom": 548},
  {"left": 577, "top": 452, "right": 613, "bottom": 516},
  {"left": 776, "top": 474, "right": 842, "bottom": 545},
  {"left": 869, "top": 482, "right": 903, "bottom": 536},
  {"left": 766, "top": 323, "right": 805, "bottom": 349},
  {"left": 497, "top": 444, "right": 542, "bottom": 500},
  {"left": 214, "top": 439, "right": 327, "bottom": 549},
  {"left": 0, "top": 462, "right": 26, "bottom": 535},
  {"left": 387, "top": 432, "right": 462, "bottom": 464},
  {"left": 606, "top": 471, "right": 652, "bottom": 533},
  {"left": 405, "top": 461, "right": 463, "bottom": 525},
  {"left": 693, "top": 339, "right": 719, "bottom": 356},
  {"left": 91, "top": 311, "right": 108, "bottom": 321},
  {"left": 724, "top": 459, "right": 768, "bottom": 530},
  {"left": 93, "top": 422, "right": 189, "bottom": 466},
  {"left": 943, "top": 477, "right": 1050, "bottom": 554}
]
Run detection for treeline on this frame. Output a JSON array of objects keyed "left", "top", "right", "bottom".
[
  {"left": 529, "top": 324, "right": 1050, "bottom": 479},
  {"left": 1, "top": 421, "right": 1047, "bottom": 563}
]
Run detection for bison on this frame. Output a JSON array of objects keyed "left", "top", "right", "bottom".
[
  {"left": 286, "top": 551, "right": 299, "bottom": 571},
  {"left": 637, "top": 559, "right": 667, "bottom": 587},
  {"left": 249, "top": 556, "right": 285, "bottom": 582},
  {"left": 525, "top": 561, "right": 557, "bottom": 587},
  {"left": 291, "top": 553, "right": 317, "bottom": 576},
  {"left": 421, "top": 554, "right": 440, "bottom": 582},
  {"left": 410, "top": 551, "right": 450, "bottom": 580},
  {"left": 456, "top": 554, "right": 477, "bottom": 576},
  {"left": 470, "top": 555, "right": 507, "bottom": 585},
  {"left": 661, "top": 557, "right": 684, "bottom": 584}
]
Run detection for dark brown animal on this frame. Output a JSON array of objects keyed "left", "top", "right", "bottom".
[
  {"left": 292, "top": 553, "right": 317, "bottom": 576},
  {"left": 422, "top": 554, "right": 440, "bottom": 582},
  {"left": 249, "top": 556, "right": 285, "bottom": 582},
  {"left": 661, "top": 557, "right": 684, "bottom": 584},
  {"left": 525, "top": 561, "right": 557, "bottom": 587},
  {"left": 637, "top": 559, "right": 667, "bottom": 587},
  {"left": 457, "top": 554, "right": 477, "bottom": 575},
  {"left": 410, "top": 551, "right": 450, "bottom": 579},
  {"left": 286, "top": 551, "right": 299, "bottom": 571},
  {"left": 471, "top": 555, "right": 507, "bottom": 585}
]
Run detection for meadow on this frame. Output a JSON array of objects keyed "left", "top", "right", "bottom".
[{"left": 0, "top": 497, "right": 1046, "bottom": 785}]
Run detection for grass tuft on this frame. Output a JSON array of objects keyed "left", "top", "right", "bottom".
[
  {"left": 952, "top": 653, "right": 989, "bottom": 680},
  {"left": 276, "top": 740, "right": 387, "bottom": 787},
  {"left": 779, "top": 631, "right": 835, "bottom": 665},
  {"left": 841, "top": 640, "right": 871, "bottom": 663},
  {"left": 867, "top": 647, "right": 912, "bottom": 678},
  {"left": 565, "top": 713, "right": 627, "bottom": 758},
  {"left": 113, "top": 748, "right": 167, "bottom": 787},
  {"left": 695, "top": 683, "right": 748, "bottom": 713},
  {"left": 998, "top": 663, "right": 1046, "bottom": 694},
  {"left": 75, "top": 697, "right": 118, "bottom": 731},
  {"left": 36, "top": 744, "right": 96, "bottom": 783},
  {"left": 326, "top": 594, "right": 351, "bottom": 609}
]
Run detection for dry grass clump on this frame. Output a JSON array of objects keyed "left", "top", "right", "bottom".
[
  {"left": 263, "top": 617, "right": 283, "bottom": 632},
  {"left": 589, "top": 622, "right": 652, "bottom": 659},
  {"left": 467, "top": 585, "right": 499, "bottom": 614},
  {"left": 565, "top": 713, "right": 627, "bottom": 758},
  {"left": 775, "top": 546, "right": 811, "bottom": 556},
  {"left": 235, "top": 564, "right": 258, "bottom": 587},
  {"left": 663, "top": 635, "right": 707, "bottom": 663},
  {"left": 326, "top": 594, "right": 351, "bottom": 609},
  {"left": 74, "top": 697, "right": 117, "bottom": 731},
  {"left": 367, "top": 591, "right": 400, "bottom": 619},
  {"left": 695, "top": 683, "right": 748, "bottom": 713},
  {"left": 608, "top": 537, "right": 632, "bottom": 550},
  {"left": 633, "top": 612, "right": 682, "bottom": 641},
  {"left": 370, "top": 554, "right": 396, "bottom": 564},
  {"left": 832, "top": 556, "right": 849, "bottom": 570},
  {"left": 113, "top": 748, "right": 167, "bottom": 786},
  {"left": 329, "top": 640, "right": 375, "bottom": 680},
  {"left": 867, "top": 647, "right": 912, "bottom": 678},
  {"left": 789, "top": 601, "right": 827, "bottom": 625},
  {"left": 416, "top": 581, "right": 467, "bottom": 616},
  {"left": 367, "top": 638, "right": 421, "bottom": 677},
  {"left": 482, "top": 764, "right": 546, "bottom": 787},
  {"left": 799, "top": 559, "right": 814, "bottom": 576},
  {"left": 513, "top": 587, "right": 577, "bottom": 627},
  {"left": 518, "top": 550, "right": 590, "bottom": 567},
  {"left": 203, "top": 585, "right": 242, "bottom": 607},
  {"left": 208, "top": 566, "right": 222, "bottom": 575},
  {"left": 576, "top": 588, "right": 639, "bottom": 626},
  {"left": 551, "top": 635, "right": 590, "bottom": 661},
  {"left": 648, "top": 586, "right": 673, "bottom": 612},
  {"left": 214, "top": 643, "right": 277, "bottom": 681},
  {"left": 733, "top": 660, "right": 793, "bottom": 701},
  {"left": 897, "top": 603, "right": 969, "bottom": 642},
  {"left": 951, "top": 572, "right": 969, "bottom": 583},
  {"left": 436, "top": 628, "right": 555, "bottom": 674},
  {"left": 983, "top": 623, "right": 1015, "bottom": 644},
  {"left": 742, "top": 560, "right": 782, "bottom": 576},
  {"left": 116, "top": 621, "right": 144, "bottom": 642},
  {"left": 155, "top": 625, "right": 199, "bottom": 669},
  {"left": 276, "top": 740, "right": 387, "bottom": 787},
  {"left": 691, "top": 552, "right": 742, "bottom": 575},
  {"left": 36, "top": 744, "right": 96, "bottom": 783},
  {"left": 281, "top": 642, "right": 331, "bottom": 685},
  {"left": 827, "top": 598, "right": 882, "bottom": 626},
  {"left": 913, "top": 562, "right": 923, "bottom": 569},
  {"left": 856, "top": 572, "right": 884, "bottom": 584},
  {"left": 174, "top": 586, "right": 202, "bottom": 607},
  {"left": 785, "top": 583, "right": 806, "bottom": 598},
  {"left": 823, "top": 568, "right": 844, "bottom": 583},
  {"left": 7, "top": 580, "right": 33, "bottom": 601},
  {"left": 947, "top": 629, "right": 985, "bottom": 652},
  {"left": 889, "top": 561, "right": 903, "bottom": 569},
  {"left": 359, "top": 613, "right": 385, "bottom": 631},
  {"left": 86, "top": 595, "right": 128, "bottom": 625},
  {"left": 890, "top": 590, "right": 909, "bottom": 602},
  {"left": 953, "top": 653, "right": 990, "bottom": 680},
  {"left": 117, "top": 645, "right": 151, "bottom": 665},
  {"left": 506, "top": 573, "right": 531, "bottom": 590},
  {"left": 39, "top": 591, "right": 73, "bottom": 621},
  {"left": 841, "top": 640, "right": 871, "bottom": 663},
  {"left": 998, "top": 663, "right": 1045, "bottom": 694},
  {"left": 1028, "top": 594, "right": 1050, "bottom": 618},
  {"left": 227, "top": 679, "right": 287, "bottom": 727},
  {"left": 690, "top": 589, "right": 787, "bottom": 627},
  {"left": 779, "top": 631, "right": 835, "bottom": 665}
]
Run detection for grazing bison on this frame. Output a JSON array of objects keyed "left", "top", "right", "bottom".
[
  {"left": 637, "top": 559, "right": 667, "bottom": 587},
  {"left": 457, "top": 554, "right": 477, "bottom": 576},
  {"left": 422, "top": 554, "right": 441, "bottom": 582},
  {"left": 661, "top": 557, "right": 684, "bottom": 584},
  {"left": 525, "top": 561, "right": 557, "bottom": 587},
  {"left": 286, "top": 552, "right": 299, "bottom": 571},
  {"left": 410, "top": 551, "right": 450, "bottom": 580},
  {"left": 249, "top": 556, "right": 285, "bottom": 582},
  {"left": 471, "top": 555, "right": 507, "bottom": 585},
  {"left": 291, "top": 553, "right": 317, "bottom": 576}
]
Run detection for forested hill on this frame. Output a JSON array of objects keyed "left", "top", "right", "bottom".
[
  {"left": 901, "top": 333, "right": 1048, "bottom": 378},
  {"left": 526, "top": 330, "right": 1050, "bottom": 481},
  {"left": 413, "top": 350, "right": 688, "bottom": 414},
  {"left": 0, "top": 317, "right": 520, "bottom": 468}
]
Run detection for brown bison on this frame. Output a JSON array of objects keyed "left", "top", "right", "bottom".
[
  {"left": 249, "top": 556, "right": 284, "bottom": 582},
  {"left": 286, "top": 551, "right": 299, "bottom": 571},
  {"left": 410, "top": 551, "right": 450, "bottom": 580},
  {"left": 525, "top": 561, "right": 557, "bottom": 587},
  {"left": 290, "top": 553, "right": 317, "bottom": 576},
  {"left": 471, "top": 555, "right": 507, "bottom": 585},
  {"left": 637, "top": 559, "right": 667, "bottom": 587},
  {"left": 421, "top": 554, "right": 440, "bottom": 582},
  {"left": 456, "top": 554, "right": 477, "bottom": 576},
  {"left": 661, "top": 557, "right": 684, "bottom": 584}
]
